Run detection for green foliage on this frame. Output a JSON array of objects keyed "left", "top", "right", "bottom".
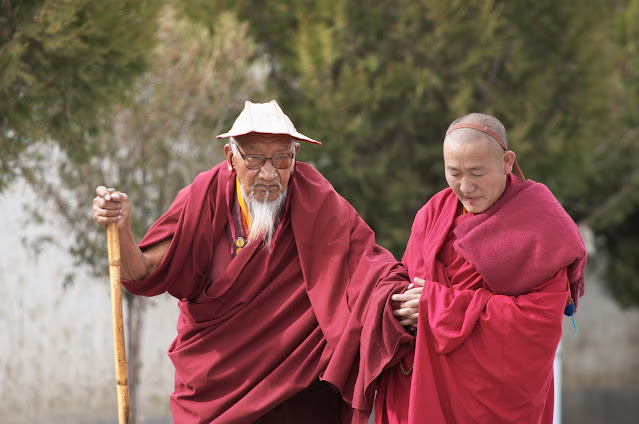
[
  {"left": 585, "top": 0, "right": 639, "bottom": 308},
  {"left": 20, "top": 5, "right": 264, "bottom": 278},
  {"left": 205, "top": 0, "right": 619, "bottom": 258},
  {"left": 0, "top": 0, "right": 162, "bottom": 190},
  {"left": 4, "top": 0, "right": 639, "bottom": 309},
  {"left": 600, "top": 210, "right": 639, "bottom": 308},
  {"left": 190, "top": 1, "right": 639, "bottom": 309}
]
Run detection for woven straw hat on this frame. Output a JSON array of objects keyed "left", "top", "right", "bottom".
[{"left": 216, "top": 100, "right": 321, "bottom": 145}]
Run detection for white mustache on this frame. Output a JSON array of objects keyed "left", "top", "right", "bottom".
[{"left": 251, "top": 181, "right": 282, "bottom": 192}]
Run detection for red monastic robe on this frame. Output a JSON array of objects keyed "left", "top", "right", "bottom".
[
  {"left": 122, "top": 162, "right": 414, "bottom": 424},
  {"left": 375, "top": 174, "right": 586, "bottom": 424}
]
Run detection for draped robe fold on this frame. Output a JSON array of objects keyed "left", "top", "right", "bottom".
[
  {"left": 121, "top": 161, "right": 414, "bottom": 423},
  {"left": 375, "top": 174, "right": 586, "bottom": 424}
]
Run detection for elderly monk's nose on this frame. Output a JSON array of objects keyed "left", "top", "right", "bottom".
[{"left": 258, "top": 158, "right": 279, "bottom": 180}]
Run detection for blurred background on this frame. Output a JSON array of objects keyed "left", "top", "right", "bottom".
[{"left": 1, "top": 0, "right": 638, "bottom": 423}]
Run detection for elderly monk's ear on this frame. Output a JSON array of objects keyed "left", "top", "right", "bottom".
[
  {"left": 503, "top": 150, "right": 516, "bottom": 174},
  {"left": 224, "top": 143, "right": 234, "bottom": 171}
]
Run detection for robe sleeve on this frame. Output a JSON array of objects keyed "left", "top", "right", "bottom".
[
  {"left": 121, "top": 186, "right": 189, "bottom": 297},
  {"left": 349, "top": 211, "right": 416, "bottom": 416},
  {"left": 310, "top": 196, "right": 414, "bottom": 422},
  {"left": 122, "top": 166, "right": 223, "bottom": 300},
  {"left": 291, "top": 164, "right": 414, "bottom": 423},
  {"left": 409, "top": 268, "right": 569, "bottom": 423}
]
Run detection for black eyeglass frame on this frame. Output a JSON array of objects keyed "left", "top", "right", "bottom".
[{"left": 234, "top": 145, "right": 295, "bottom": 170}]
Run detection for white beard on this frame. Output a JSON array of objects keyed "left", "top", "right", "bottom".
[{"left": 242, "top": 184, "right": 288, "bottom": 250}]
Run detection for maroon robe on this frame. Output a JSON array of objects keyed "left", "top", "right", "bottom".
[
  {"left": 122, "top": 161, "right": 414, "bottom": 423},
  {"left": 376, "top": 174, "right": 586, "bottom": 424}
]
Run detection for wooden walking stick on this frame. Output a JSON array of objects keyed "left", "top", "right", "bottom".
[{"left": 107, "top": 222, "right": 130, "bottom": 424}]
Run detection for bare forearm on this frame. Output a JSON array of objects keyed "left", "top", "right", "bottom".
[
  {"left": 117, "top": 224, "right": 152, "bottom": 280},
  {"left": 117, "top": 224, "right": 171, "bottom": 281}
]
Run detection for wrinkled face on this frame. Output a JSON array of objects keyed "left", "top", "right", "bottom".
[
  {"left": 443, "top": 134, "right": 515, "bottom": 214},
  {"left": 224, "top": 134, "right": 300, "bottom": 202}
]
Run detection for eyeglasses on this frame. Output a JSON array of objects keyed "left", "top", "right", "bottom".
[{"left": 235, "top": 145, "right": 295, "bottom": 170}]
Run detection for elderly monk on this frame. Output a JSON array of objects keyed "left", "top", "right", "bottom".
[
  {"left": 92, "top": 100, "right": 416, "bottom": 424},
  {"left": 375, "top": 113, "right": 587, "bottom": 424}
]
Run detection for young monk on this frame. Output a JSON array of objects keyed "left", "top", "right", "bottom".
[{"left": 376, "top": 113, "right": 587, "bottom": 424}]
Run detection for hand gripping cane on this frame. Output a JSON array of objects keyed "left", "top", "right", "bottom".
[{"left": 107, "top": 223, "right": 130, "bottom": 424}]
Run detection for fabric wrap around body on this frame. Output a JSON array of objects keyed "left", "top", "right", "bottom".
[
  {"left": 122, "top": 161, "right": 414, "bottom": 424},
  {"left": 376, "top": 174, "right": 587, "bottom": 424}
]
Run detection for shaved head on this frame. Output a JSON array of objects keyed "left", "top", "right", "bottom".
[
  {"left": 447, "top": 113, "right": 509, "bottom": 147},
  {"left": 444, "top": 113, "right": 508, "bottom": 160}
]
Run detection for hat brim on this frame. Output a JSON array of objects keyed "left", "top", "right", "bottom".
[{"left": 216, "top": 130, "right": 321, "bottom": 146}]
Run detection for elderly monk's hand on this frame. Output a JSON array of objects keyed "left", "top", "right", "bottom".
[
  {"left": 392, "top": 277, "right": 425, "bottom": 334},
  {"left": 93, "top": 186, "right": 130, "bottom": 228}
]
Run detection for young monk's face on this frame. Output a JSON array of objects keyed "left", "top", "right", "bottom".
[
  {"left": 225, "top": 134, "right": 300, "bottom": 202},
  {"left": 443, "top": 135, "right": 515, "bottom": 214}
]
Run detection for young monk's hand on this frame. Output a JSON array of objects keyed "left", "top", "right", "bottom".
[{"left": 392, "top": 277, "right": 425, "bottom": 334}]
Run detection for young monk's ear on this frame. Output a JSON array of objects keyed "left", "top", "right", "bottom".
[{"left": 503, "top": 150, "right": 516, "bottom": 174}]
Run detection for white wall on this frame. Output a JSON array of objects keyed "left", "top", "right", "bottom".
[
  {"left": 560, "top": 269, "right": 639, "bottom": 388},
  {"left": 0, "top": 180, "right": 177, "bottom": 424}
]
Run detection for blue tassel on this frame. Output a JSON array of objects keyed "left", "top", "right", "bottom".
[{"left": 564, "top": 300, "right": 577, "bottom": 335}]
